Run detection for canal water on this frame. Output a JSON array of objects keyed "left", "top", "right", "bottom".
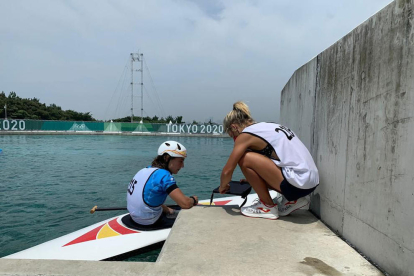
[{"left": 0, "top": 134, "right": 243, "bottom": 261}]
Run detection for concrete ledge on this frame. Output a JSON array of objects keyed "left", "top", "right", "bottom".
[
  {"left": 0, "top": 206, "right": 385, "bottom": 276},
  {"left": 159, "top": 205, "right": 384, "bottom": 276},
  {"left": 0, "top": 259, "right": 151, "bottom": 276}
]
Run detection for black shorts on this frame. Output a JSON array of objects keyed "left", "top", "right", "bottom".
[
  {"left": 279, "top": 172, "right": 318, "bottom": 201},
  {"left": 122, "top": 205, "right": 181, "bottom": 231}
]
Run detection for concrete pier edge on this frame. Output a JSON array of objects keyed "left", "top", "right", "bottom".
[
  {"left": 0, "top": 207, "right": 385, "bottom": 276},
  {"left": 312, "top": 211, "right": 389, "bottom": 276}
]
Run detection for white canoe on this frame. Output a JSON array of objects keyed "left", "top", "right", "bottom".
[{"left": 3, "top": 192, "right": 276, "bottom": 261}]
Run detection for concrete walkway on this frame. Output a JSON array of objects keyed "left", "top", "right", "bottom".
[
  {"left": 0, "top": 205, "right": 384, "bottom": 276},
  {"left": 158, "top": 205, "right": 384, "bottom": 275}
]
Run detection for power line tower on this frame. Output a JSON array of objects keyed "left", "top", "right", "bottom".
[{"left": 130, "top": 52, "right": 143, "bottom": 123}]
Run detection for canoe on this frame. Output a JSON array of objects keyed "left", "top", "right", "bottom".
[{"left": 3, "top": 192, "right": 276, "bottom": 261}]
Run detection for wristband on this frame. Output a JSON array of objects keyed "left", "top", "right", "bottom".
[{"left": 190, "top": 196, "right": 197, "bottom": 206}]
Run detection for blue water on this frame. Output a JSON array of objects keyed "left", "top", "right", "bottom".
[{"left": 0, "top": 135, "right": 243, "bottom": 261}]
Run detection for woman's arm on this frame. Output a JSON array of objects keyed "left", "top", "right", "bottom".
[
  {"left": 169, "top": 188, "right": 198, "bottom": 209},
  {"left": 219, "top": 133, "right": 252, "bottom": 193}
]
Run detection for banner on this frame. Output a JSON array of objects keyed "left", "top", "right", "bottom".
[{"left": 0, "top": 120, "right": 224, "bottom": 135}]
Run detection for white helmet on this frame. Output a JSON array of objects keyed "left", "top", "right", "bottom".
[{"left": 157, "top": 141, "right": 187, "bottom": 158}]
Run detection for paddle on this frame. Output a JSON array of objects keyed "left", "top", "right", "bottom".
[
  {"left": 90, "top": 206, "right": 127, "bottom": 214},
  {"left": 90, "top": 181, "right": 252, "bottom": 214},
  {"left": 90, "top": 205, "right": 181, "bottom": 214}
]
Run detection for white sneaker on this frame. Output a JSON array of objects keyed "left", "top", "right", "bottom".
[
  {"left": 277, "top": 195, "right": 309, "bottom": 216},
  {"left": 241, "top": 198, "right": 279, "bottom": 220}
]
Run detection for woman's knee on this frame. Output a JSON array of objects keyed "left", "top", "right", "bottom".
[
  {"left": 238, "top": 152, "right": 256, "bottom": 168},
  {"left": 238, "top": 152, "right": 246, "bottom": 167}
]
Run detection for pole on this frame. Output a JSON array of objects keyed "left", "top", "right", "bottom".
[
  {"left": 130, "top": 52, "right": 143, "bottom": 123},
  {"left": 140, "top": 53, "right": 144, "bottom": 123},
  {"left": 130, "top": 53, "right": 134, "bottom": 123},
  {"left": 4, "top": 104, "right": 6, "bottom": 119}
]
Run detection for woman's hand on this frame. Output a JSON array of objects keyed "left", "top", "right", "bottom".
[
  {"left": 220, "top": 133, "right": 251, "bottom": 193},
  {"left": 240, "top": 178, "right": 247, "bottom": 183},
  {"left": 190, "top": 195, "right": 199, "bottom": 206},
  {"left": 166, "top": 208, "right": 180, "bottom": 219},
  {"left": 162, "top": 205, "right": 174, "bottom": 214},
  {"left": 169, "top": 189, "right": 198, "bottom": 209}
]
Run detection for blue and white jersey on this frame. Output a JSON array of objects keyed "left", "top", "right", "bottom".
[{"left": 127, "top": 167, "right": 178, "bottom": 225}]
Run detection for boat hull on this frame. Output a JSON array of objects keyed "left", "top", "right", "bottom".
[{"left": 4, "top": 193, "right": 276, "bottom": 261}]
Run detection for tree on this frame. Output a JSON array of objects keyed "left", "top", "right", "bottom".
[
  {"left": 8, "top": 91, "right": 17, "bottom": 99},
  {"left": 175, "top": 116, "right": 183, "bottom": 124},
  {"left": 0, "top": 91, "right": 6, "bottom": 118},
  {"left": 14, "top": 110, "right": 29, "bottom": 119},
  {"left": 165, "top": 115, "right": 174, "bottom": 123},
  {"left": 0, "top": 91, "right": 96, "bottom": 121}
]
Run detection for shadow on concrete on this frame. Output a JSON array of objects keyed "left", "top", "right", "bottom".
[
  {"left": 195, "top": 204, "right": 243, "bottom": 216},
  {"left": 198, "top": 205, "right": 319, "bottom": 225},
  {"left": 310, "top": 192, "right": 321, "bottom": 218},
  {"left": 277, "top": 210, "right": 319, "bottom": 225},
  {"left": 222, "top": 205, "right": 244, "bottom": 216}
]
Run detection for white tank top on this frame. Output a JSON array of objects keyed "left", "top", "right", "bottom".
[
  {"left": 127, "top": 167, "right": 162, "bottom": 225},
  {"left": 242, "top": 122, "right": 319, "bottom": 189}
]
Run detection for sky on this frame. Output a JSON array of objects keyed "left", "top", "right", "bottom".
[{"left": 0, "top": 0, "right": 393, "bottom": 123}]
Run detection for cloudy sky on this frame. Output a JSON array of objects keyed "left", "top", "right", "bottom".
[{"left": 1, "top": 0, "right": 392, "bottom": 123}]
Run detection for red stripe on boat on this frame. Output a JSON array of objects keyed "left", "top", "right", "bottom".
[
  {"left": 212, "top": 200, "right": 232, "bottom": 205},
  {"left": 108, "top": 218, "right": 139, "bottom": 235},
  {"left": 63, "top": 223, "right": 105, "bottom": 247}
]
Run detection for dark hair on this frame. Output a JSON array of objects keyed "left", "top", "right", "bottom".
[{"left": 151, "top": 154, "right": 171, "bottom": 170}]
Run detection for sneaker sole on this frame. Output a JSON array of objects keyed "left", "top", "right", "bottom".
[
  {"left": 241, "top": 212, "right": 279, "bottom": 220},
  {"left": 278, "top": 199, "right": 309, "bottom": 216}
]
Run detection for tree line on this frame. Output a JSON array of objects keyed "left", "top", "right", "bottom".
[
  {"left": 0, "top": 91, "right": 95, "bottom": 121},
  {"left": 0, "top": 91, "right": 186, "bottom": 123}
]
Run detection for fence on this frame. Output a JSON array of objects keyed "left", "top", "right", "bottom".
[{"left": 0, "top": 119, "right": 224, "bottom": 135}]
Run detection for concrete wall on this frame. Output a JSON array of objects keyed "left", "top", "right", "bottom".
[{"left": 280, "top": 1, "right": 414, "bottom": 275}]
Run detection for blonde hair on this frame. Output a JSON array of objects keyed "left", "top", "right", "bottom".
[{"left": 223, "top": 101, "right": 255, "bottom": 131}]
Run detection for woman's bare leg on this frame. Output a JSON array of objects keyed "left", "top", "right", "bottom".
[{"left": 239, "top": 152, "right": 284, "bottom": 206}]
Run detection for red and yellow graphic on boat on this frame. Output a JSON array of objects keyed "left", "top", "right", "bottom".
[
  {"left": 64, "top": 200, "right": 233, "bottom": 247},
  {"left": 63, "top": 217, "right": 139, "bottom": 247},
  {"left": 198, "top": 200, "right": 232, "bottom": 206}
]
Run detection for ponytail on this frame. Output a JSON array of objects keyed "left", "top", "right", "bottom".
[
  {"left": 233, "top": 101, "right": 251, "bottom": 119},
  {"left": 223, "top": 101, "right": 254, "bottom": 131}
]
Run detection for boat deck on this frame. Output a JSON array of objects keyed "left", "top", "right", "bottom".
[{"left": 0, "top": 205, "right": 384, "bottom": 276}]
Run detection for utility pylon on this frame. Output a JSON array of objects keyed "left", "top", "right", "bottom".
[{"left": 130, "top": 52, "right": 143, "bottom": 123}]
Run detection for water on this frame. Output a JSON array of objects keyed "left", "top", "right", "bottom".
[{"left": 0, "top": 135, "right": 243, "bottom": 261}]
